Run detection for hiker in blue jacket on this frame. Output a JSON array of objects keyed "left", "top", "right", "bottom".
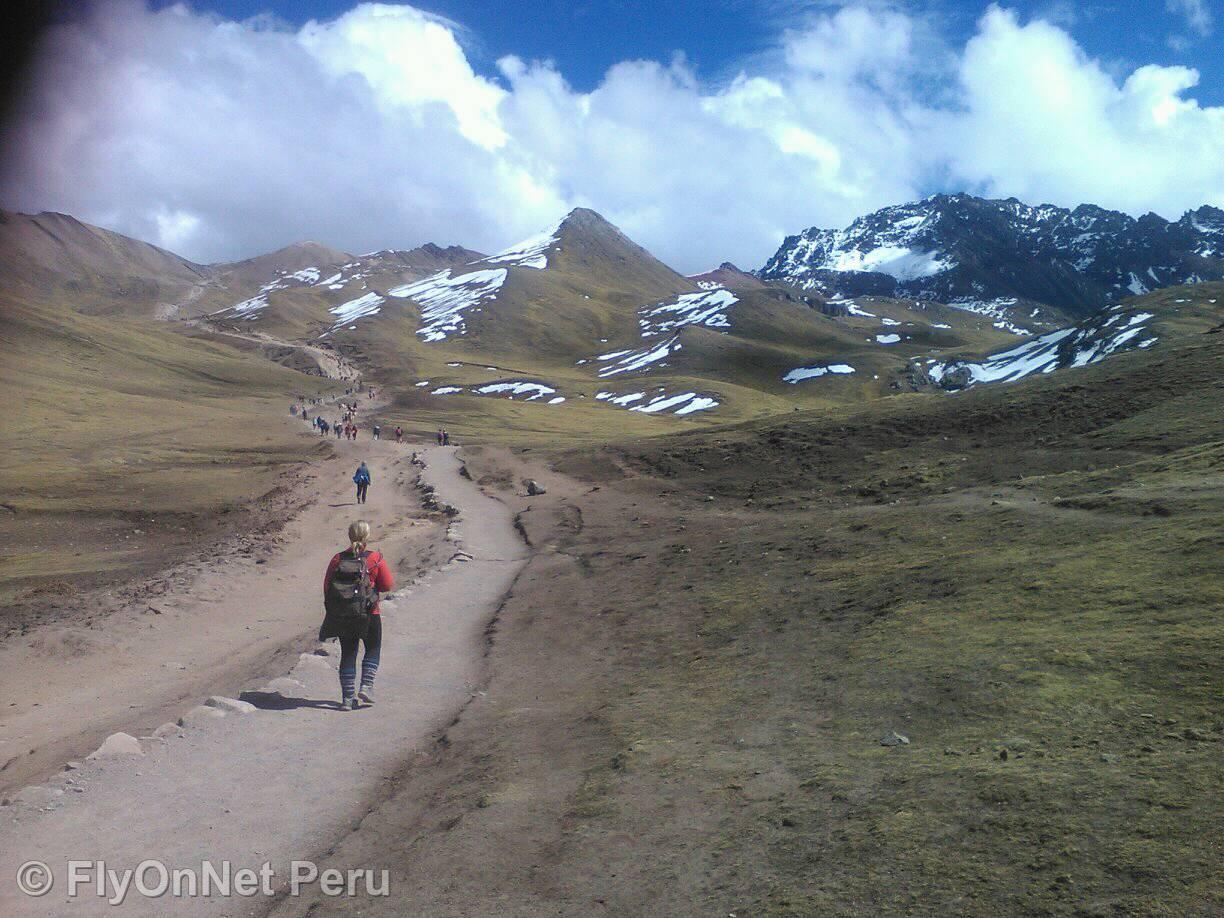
[{"left": 354, "top": 462, "right": 371, "bottom": 504}]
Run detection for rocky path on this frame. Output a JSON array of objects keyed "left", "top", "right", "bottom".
[
  {"left": 183, "top": 320, "right": 363, "bottom": 380},
  {"left": 0, "top": 445, "right": 528, "bottom": 915}
]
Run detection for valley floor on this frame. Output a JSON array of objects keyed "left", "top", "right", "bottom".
[
  {"left": 0, "top": 333, "right": 1219, "bottom": 916},
  {"left": 279, "top": 335, "right": 1222, "bottom": 916}
]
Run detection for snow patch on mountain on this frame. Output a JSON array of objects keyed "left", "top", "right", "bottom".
[
  {"left": 596, "top": 389, "right": 719, "bottom": 415},
  {"left": 826, "top": 243, "right": 954, "bottom": 281},
  {"left": 389, "top": 268, "right": 508, "bottom": 342},
  {"left": 211, "top": 265, "right": 323, "bottom": 319},
  {"left": 474, "top": 381, "right": 557, "bottom": 401},
  {"left": 926, "top": 308, "right": 1159, "bottom": 388},
  {"left": 594, "top": 336, "right": 681, "bottom": 377},
  {"left": 638, "top": 288, "right": 739, "bottom": 337},
  {"left": 783, "top": 364, "right": 856, "bottom": 383},
  {"left": 840, "top": 299, "right": 876, "bottom": 318},
  {"left": 287, "top": 267, "right": 320, "bottom": 283},
  {"left": 474, "top": 217, "right": 563, "bottom": 270},
  {"left": 947, "top": 297, "right": 1031, "bottom": 335},
  {"left": 327, "top": 291, "right": 384, "bottom": 330}
]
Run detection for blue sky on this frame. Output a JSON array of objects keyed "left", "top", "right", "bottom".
[
  {"left": 7, "top": 0, "right": 1220, "bottom": 268},
  {"left": 168, "top": 0, "right": 1223, "bottom": 105}
]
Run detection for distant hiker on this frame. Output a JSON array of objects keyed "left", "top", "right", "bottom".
[
  {"left": 320, "top": 419, "right": 330, "bottom": 437},
  {"left": 442, "top": 429, "right": 450, "bottom": 446},
  {"left": 394, "top": 426, "right": 403, "bottom": 444},
  {"left": 372, "top": 424, "right": 381, "bottom": 441},
  {"left": 436, "top": 429, "right": 444, "bottom": 446},
  {"left": 335, "top": 423, "right": 343, "bottom": 439},
  {"left": 354, "top": 461, "right": 371, "bottom": 503}
]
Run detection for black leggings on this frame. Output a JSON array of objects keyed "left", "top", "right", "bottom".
[
  {"left": 356, "top": 482, "right": 369, "bottom": 503},
  {"left": 338, "top": 614, "right": 382, "bottom": 695}
]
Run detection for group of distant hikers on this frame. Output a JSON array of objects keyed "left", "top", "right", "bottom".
[{"left": 289, "top": 386, "right": 462, "bottom": 709}]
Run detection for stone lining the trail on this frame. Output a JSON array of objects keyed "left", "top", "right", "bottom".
[
  {"left": 178, "top": 705, "right": 226, "bottom": 728},
  {"left": 205, "top": 696, "right": 257, "bottom": 715},
  {"left": 86, "top": 732, "right": 144, "bottom": 759}
]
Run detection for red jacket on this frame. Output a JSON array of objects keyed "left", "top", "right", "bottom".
[{"left": 323, "top": 549, "right": 394, "bottom": 614}]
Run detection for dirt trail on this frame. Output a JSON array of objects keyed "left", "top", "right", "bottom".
[
  {"left": 184, "top": 319, "right": 362, "bottom": 380},
  {"left": 0, "top": 441, "right": 528, "bottom": 915},
  {"left": 0, "top": 423, "right": 427, "bottom": 797}
]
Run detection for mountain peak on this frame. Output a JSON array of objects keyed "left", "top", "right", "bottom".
[
  {"left": 688, "top": 261, "right": 766, "bottom": 290},
  {"left": 760, "top": 192, "right": 1224, "bottom": 316},
  {"left": 219, "top": 240, "right": 353, "bottom": 273},
  {"left": 558, "top": 207, "right": 622, "bottom": 236}
]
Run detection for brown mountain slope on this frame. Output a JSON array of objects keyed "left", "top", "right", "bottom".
[
  {"left": 0, "top": 209, "right": 209, "bottom": 315},
  {"left": 688, "top": 261, "right": 768, "bottom": 290}
]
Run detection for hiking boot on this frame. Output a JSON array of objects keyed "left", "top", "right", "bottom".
[
  {"left": 358, "top": 688, "right": 375, "bottom": 706},
  {"left": 342, "top": 696, "right": 359, "bottom": 711}
]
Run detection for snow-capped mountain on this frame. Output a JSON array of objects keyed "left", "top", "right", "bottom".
[
  {"left": 910, "top": 283, "right": 1221, "bottom": 390},
  {"left": 760, "top": 194, "right": 1224, "bottom": 318}
]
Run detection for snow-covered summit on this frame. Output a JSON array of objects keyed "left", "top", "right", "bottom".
[{"left": 760, "top": 194, "right": 1224, "bottom": 318}]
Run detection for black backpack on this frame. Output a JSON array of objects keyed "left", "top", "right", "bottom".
[{"left": 324, "top": 550, "right": 375, "bottom": 636}]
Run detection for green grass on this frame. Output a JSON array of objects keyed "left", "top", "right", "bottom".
[{"left": 490, "top": 329, "right": 1224, "bottom": 913}]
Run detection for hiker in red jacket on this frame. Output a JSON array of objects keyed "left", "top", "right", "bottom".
[{"left": 321, "top": 521, "right": 394, "bottom": 709}]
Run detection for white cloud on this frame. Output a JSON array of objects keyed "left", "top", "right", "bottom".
[
  {"left": 1166, "top": 0, "right": 1213, "bottom": 37},
  {"left": 0, "top": 1, "right": 1220, "bottom": 273},
  {"left": 939, "top": 5, "right": 1224, "bottom": 218},
  {"left": 298, "top": 3, "right": 508, "bottom": 149}
]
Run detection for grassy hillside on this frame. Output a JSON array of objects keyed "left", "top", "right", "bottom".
[
  {"left": 0, "top": 209, "right": 209, "bottom": 317},
  {"left": 0, "top": 291, "right": 340, "bottom": 610}
]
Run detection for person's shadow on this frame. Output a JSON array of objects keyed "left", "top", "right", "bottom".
[
  {"left": 328, "top": 502, "right": 359, "bottom": 508},
  {"left": 239, "top": 690, "right": 352, "bottom": 712}
]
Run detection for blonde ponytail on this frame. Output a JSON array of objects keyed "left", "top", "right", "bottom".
[{"left": 348, "top": 520, "right": 371, "bottom": 556}]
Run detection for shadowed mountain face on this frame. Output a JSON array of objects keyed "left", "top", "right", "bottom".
[{"left": 760, "top": 194, "right": 1224, "bottom": 319}]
